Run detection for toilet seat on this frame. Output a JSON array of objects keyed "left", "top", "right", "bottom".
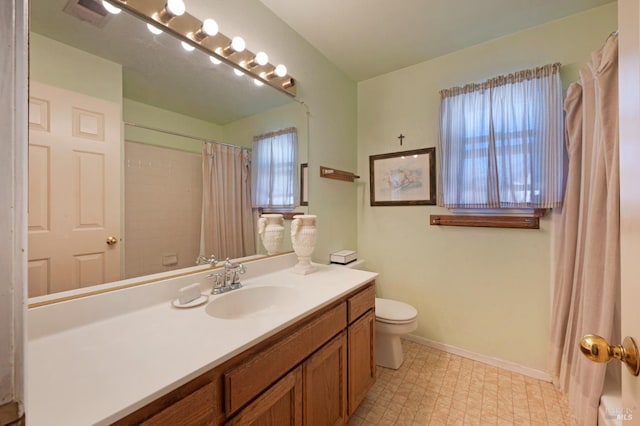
[{"left": 375, "top": 298, "right": 417, "bottom": 324}]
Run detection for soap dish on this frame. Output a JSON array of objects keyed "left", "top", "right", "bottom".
[{"left": 172, "top": 294, "right": 208, "bottom": 309}]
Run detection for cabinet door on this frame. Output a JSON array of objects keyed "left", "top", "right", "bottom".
[
  {"left": 347, "top": 310, "right": 376, "bottom": 415},
  {"left": 303, "top": 332, "right": 347, "bottom": 426},
  {"left": 226, "top": 367, "right": 303, "bottom": 426}
]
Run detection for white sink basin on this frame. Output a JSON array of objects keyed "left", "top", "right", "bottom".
[{"left": 205, "top": 286, "right": 299, "bottom": 319}]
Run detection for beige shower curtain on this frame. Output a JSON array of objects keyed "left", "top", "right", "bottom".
[
  {"left": 201, "top": 143, "right": 256, "bottom": 260},
  {"left": 549, "top": 33, "right": 619, "bottom": 425}
]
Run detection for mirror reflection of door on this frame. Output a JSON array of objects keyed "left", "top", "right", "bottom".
[{"left": 28, "top": 81, "right": 121, "bottom": 297}]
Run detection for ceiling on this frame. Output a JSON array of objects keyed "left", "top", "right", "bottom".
[
  {"left": 259, "top": 0, "right": 616, "bottom": 82},
  {"left": 30, "top": 0, "right": 616, "bottom": 123}
]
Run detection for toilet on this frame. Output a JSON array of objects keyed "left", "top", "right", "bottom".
[
  {"left": 339, "top": 259, "right": 418, "bottom": 369},
  {"left": 375, "top": 297, "right": 418, "bottom": 369}
]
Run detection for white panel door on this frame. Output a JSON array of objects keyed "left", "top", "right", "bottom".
[
  {"left": 28, "top": 81, "right": 121, "bottom": 296},
  {"left": 619, "top": 0, "right": 640, "bottom": 423}
]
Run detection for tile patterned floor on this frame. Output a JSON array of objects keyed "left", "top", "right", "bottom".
[{"left": 348, "top": 339, "right": 573, "bottom": 426}]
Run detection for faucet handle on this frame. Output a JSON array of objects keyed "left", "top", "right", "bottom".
[
  {"left": 206, "top": 272, "right": 225, "bottom": 294},
  {"left": 196, "top": 255, "right": 217, "bottom": 266},
  {"left": 228, "top": 263, "right": 246, "bottom": 290}
]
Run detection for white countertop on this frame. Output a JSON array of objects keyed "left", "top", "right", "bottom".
[{"left": 27, "top": 255, "right": 377, "bottom": 425}]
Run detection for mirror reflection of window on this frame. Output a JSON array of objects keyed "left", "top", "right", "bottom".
[{"left": 252, "top": 127, "right": 299, "bottom": 210}]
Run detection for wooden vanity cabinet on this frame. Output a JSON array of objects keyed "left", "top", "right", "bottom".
[
  {"left": 346, "top": 284, "right": 376, "bottom": 415},
  {"left": 225, "top": 366, "right": 303, "bottom": 425},
  {"left": 113, "top": 281, "right": 375, "bottom": 426},
  {"left": 347, "top": 310, "right": 376, "bottom": 414},
  {"left": 112, "top": 371, "right": 220, "bottom": 426},
  {"left": 224, "top": 303, "right": 347, "bottom": 415},
  {"left": 303, "top": 332, "right": 348, "bottom": 425},
  {"left": 139, "top": 382, "right": 216, "bottom": 426}
]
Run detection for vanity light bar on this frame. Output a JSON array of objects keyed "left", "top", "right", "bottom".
[{"left": 103, "top": 0, "right": 297, "bottom": 97}]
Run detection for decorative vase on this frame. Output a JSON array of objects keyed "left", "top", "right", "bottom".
[
  {"left": 291, "top": 214, "right": 317, "bottom": 275},
  {"left": 258, "top": 214, "right": 285, "bottom": 255}
]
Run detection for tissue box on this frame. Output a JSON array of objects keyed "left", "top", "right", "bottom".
[{"left": 330, "top": 250, "right": 357, "bottom": 265}]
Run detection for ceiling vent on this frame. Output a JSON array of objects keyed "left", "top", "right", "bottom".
[{"left": 63, "top": 0, "right": 111, "bottom": 28}]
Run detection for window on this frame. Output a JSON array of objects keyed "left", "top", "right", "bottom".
[
  {"left": 439, "top": 63, "right": 565, "bottom": 210},
  {"left": 251, "top": 127, "right": 298, "bottom": 209}
]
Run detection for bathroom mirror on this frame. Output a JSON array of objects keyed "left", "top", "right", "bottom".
[{"left": 28, "top": 0, "right": 307, "bottom": 299}]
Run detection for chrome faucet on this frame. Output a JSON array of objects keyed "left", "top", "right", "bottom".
[
  {"left": 196, "top": 254, "right": 217, "bottom": 267},
  {"left": 207, "top": 258, "right": 246, "bottom": 295}
]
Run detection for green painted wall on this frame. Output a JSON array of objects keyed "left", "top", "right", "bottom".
[
  {"left": 123, "top": 99, "right": 222, "bottom": 154},
  {"left": 188, "top": 0, "right": 358, "bottom": 264},
  {"left": 30, "top": 32, "right": 122, "bottom": 104},
  {"left": 357, "top": 3, "right": 617, "bottom": 373}
]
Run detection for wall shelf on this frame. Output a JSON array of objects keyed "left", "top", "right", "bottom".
[
  {"left": 429, "top": 214, "right": 540, "bottom": 229},
  {"left": 320, "top": 166, "right": 360, "bottom": 182}
]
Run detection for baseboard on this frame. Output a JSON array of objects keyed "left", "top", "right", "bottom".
[{"left": 404, "top": 334, "right": 552, "bottom": 382}]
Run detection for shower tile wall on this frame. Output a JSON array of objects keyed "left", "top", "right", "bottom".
[{"left": 124, "top": 142, "right": 202, "bottom": 278}]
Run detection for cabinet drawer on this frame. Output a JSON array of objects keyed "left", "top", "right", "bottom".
[
  {"left": 140, "top": 382, "right": 215, "bottom": 426},
  {"left": 347, "top": 283, "right": 375, "bottom": 323},
  {"left": 224, "top": 303, "right": 347, "bottom": 414}
]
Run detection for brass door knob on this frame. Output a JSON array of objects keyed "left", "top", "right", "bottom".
[
  {"left": 580, "top": 334, "right": 640, "bottom": 376},
  {"left": 106, "top": 236, "right": 118, "bottom": 246}
]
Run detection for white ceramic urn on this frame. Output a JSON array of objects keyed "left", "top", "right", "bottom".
[
  {"left": 258, "top": 214, "right": 285, "bottom": 255},
  {"left": 291, "top": 214, "right": 317, "bottom": 275}
]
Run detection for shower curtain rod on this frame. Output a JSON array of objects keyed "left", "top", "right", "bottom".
[{"left": 123, "top": 121, "right": 251, "bottom": 151}]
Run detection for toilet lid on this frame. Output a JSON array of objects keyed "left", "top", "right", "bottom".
[{"left": 375, "top": 298, "right": 417, "bottom": 322}]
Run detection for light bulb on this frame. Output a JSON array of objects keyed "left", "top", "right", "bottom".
[
  {"left": 166, "top": 0, "right": 185, "bottom": 17},
  {"left": 255, "top": 52, "right": 268, "bottom": 66},
  {"left": 231, "top": 36, "right": 245, "bottom": 53},
  {"left": 275, "top": 64, "right": 287, "bottom": 77},
  {"left": 102, "top": 1, "right": 121, "bottom": 14},
  {"left": 245, "top": 51, "right": 269, "bottom": 69},
  {"left": 147, "top": 23, "right": 163, "bottom": 35},
  {"left": 181, "top": 41, "right": 195, "bottom": 52},
  {"left": 202, "top": 19, "right": 218, "bottom": 36},
  {"left": 254, "top": 79, "right": 264, "bottom": 87},
  {"left": 233, "top": 68, "right": 245, "bottom": 77},
  {"left": 209, "top": 56, "right": 221, "bottom": 65}
]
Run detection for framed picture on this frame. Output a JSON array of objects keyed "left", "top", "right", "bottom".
[
  {"left": 369, "top": 147, "right": 436, "bottom": 206},
  {"left": 300, "top": 163, "right": 309, "bottom": 206}
]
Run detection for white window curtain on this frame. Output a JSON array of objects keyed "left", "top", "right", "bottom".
[
  {"left": 438, "top": 63, "right": 565, "bottom": 209},
  {"left": 201, "top": 143, "right": 256, "bottom": 260},
  {"left": 252, "top": 127, "right": 298, "bottom": 209}
]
